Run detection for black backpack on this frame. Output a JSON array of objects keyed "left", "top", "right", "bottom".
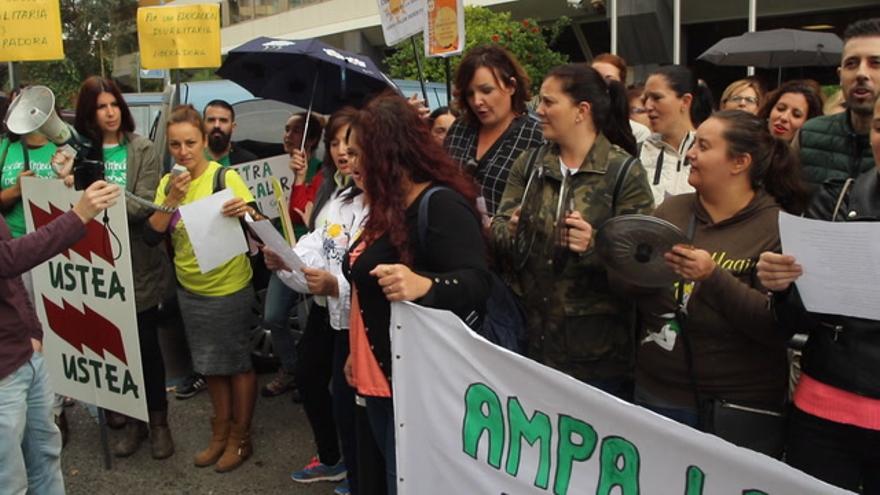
[{"left": 416, "top": 186, "right": 527, "bottom": 354}]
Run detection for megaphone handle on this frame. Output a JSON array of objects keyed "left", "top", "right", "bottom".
[{"left": 22, "top": 144, "right": 30, "bottom": 172}]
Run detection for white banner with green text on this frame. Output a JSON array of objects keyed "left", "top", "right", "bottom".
[
  {"left": 23, "top": 178, "right": 147, "bottom": 422},
  {"left": 391, "top": 302, "right": 850, "bottom": 495}
]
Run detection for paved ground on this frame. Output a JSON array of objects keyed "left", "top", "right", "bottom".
[
  {"left": 60, "top": 310, "right": 340, "bottom": 495},
  {"left": 61, "top": 376, "right": 339, "bottom": 495}
]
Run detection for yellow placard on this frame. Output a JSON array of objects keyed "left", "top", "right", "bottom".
[
  {"left": 425, "top": 0, "right": 464, "bottom": 58},
  {"left": 272, "top": 177, "right": 296, "bottom": 247},
  {"left": 0, "top": 0, "right": 64, "bottom": 61},
  {"left": 137, "top": 4, "right": 220, "bottom": 70}
]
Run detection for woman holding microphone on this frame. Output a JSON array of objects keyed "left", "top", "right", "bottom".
[{"left": 145, "top": 105, "right": 261, "bottom": 473}]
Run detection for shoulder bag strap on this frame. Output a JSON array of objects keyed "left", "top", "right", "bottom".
[
  {"left": 831, "top": 177, "right": 854, "bottom": 222},
  {"left": 675, "top": 213, "right": 702, "bottom": 412},
  {"left": 417, "top": 185, "right": 449, "bottom": 251},
  {"left": 610, "top": 156, "right": 636, "bottom": 214}
]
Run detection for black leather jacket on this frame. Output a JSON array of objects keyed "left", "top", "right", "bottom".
[{"left": 773, "top": 169, "right": 880, "bottom": 399}]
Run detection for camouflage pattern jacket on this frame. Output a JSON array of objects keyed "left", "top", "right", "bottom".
[{"left": 491, "top": 134, "right": 654, "bottom": 382}]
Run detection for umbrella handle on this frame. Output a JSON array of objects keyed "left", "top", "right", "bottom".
[{"left": 301, "top": 71, "right": 319, "bottom": 153}]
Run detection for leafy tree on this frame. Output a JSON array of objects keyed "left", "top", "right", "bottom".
[
  {"left": 384, "top": 6, "right": 569, "bottom": 94},
  {"left": 4, "top": 0, "right": 138, "bottom": 106}
]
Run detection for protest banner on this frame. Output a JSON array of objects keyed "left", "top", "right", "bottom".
[
  {"left": 0, "top": 0, "right": 64, "bottom": 61},
  {"left": 22, "top": 178, "right": 147, "bottom": 422},
  {"left": 137, "top": 3, "right": 221, "bottom": 69},
  {"left": 229, "top": 154, "right": 293, "bottom": 221},
  {"left": 424, "top": 0, "right": 464, "bottom": 58},
  {"left": 391, "top": 303, "right": 851, "bottom": 495},
  {"left": 376, "top": 0, "right": 425, "bottom": 47}
]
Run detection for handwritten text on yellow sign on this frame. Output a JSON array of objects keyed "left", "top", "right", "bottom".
[
  {"left": 0, "top": 0, "right": 64, "bottom": 61},
  {"left": 137, "top": 4, "right": 221, "bottom": 70}
]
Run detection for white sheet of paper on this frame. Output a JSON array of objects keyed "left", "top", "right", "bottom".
[
  {"left": 178, "top": 189, "right": 248, "bottom": 273},
  {"left": 778, "top": 212, "right": 880, "bottom": 320},
  {"left": 244, "top": 214, "right": 305, "bottom": 272}
]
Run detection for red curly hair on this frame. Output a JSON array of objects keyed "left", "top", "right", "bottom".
[{"left": 351, "top": 93, "right": 480, "bottom": 264}]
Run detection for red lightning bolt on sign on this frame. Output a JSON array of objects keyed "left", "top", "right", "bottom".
[
  {"left": 28, "top": 201, "right": 115, "bottom": 266},
  {"left": 43, "top": 296, "right": 128, "bottom": 365}
]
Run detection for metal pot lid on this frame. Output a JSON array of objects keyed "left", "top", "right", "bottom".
[{"left": 595, "top": 214, "right": 688, "bottom": 288}]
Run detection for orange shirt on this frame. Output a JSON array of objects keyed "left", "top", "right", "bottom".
[{"left": 348, "top": 242, "right": 392, "bottom": 398}]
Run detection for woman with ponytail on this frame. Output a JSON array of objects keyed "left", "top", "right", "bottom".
[
  {"left": 630, "top": 110, "right": 807, "bottom": 457},
  {"left": 492, "top": 64, "right": 654, "bottom": 398},
  {"left": 639, "top": 65, "right": 715, "bottom": 205}
]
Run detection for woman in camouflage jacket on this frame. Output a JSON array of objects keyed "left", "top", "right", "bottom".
[{"left": 492, "top": 64, "right": 654, "bottom": 399}]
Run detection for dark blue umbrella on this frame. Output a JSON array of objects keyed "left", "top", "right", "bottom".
[{"left": 217, "top": 36, "right": 398, "bottom": 117}]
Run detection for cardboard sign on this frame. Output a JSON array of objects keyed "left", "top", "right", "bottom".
[
  {"left": 424, "top": 0, "right": 464, "bottom": 58},
  {"left": 228, "top": 154, "right": 294, "bottom": 221},
  {"left": 272, "top": 177, "right": 295, "bottom": 247},
  {"left": 376, "top": 0, "right": 425, "bottom": 47},
  {"left": 22, "top": 178, "right": 147, "bottom": 422},
  {"left": 0, "top": 0, "right": 64, "bottom": 61},
  {"left": 137, "top": 3, "right": 221, "bottom": 69},
  {"left": 391, "top": 303, "right": 851, "bottom": 495}
]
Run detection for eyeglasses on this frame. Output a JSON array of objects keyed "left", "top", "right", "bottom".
[
  {"left": 631, "top": 107, "right": 648, "bottom": 115},
  {"left": 726, "top": 95, "right": 759, "bottom": 105}
]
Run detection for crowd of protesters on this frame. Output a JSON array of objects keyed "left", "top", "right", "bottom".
[{"left": 1, "top": 15, "right": 880, "bottom": 495}]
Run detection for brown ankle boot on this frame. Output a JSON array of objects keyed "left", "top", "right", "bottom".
[
  {"left": 113, "top": 418, "right": 148, "bottom": 457},
  {"left": 214, "top": 422, "right": 252, "bottom": 473},
  {"left": 148, "top": 410, "right": 174, "bottom": 460},
  {"left": 194, "top": 417, "right": 230, "bottom": 467}
]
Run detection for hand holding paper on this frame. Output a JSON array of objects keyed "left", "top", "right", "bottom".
[
  {"left": 244, "top": 214, "right": 305, "bottom": 272},
  {"left": 778, "top": 212, "right": 880, "bottom": 320},
  {"left": 178, "top": 189, "right": 248, "bottom": 273}
]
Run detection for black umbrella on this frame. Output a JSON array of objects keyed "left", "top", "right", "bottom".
[
  {"left": 698, "top": 29, "right": 843, "bottom": 85},
  {"left": 698, "top": 29, "right": 843, "bottom": 68},
  {"left": 217, "top": 37, "right": 398, "bottom": 148}
]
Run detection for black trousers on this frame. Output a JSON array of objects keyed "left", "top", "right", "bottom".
[
  {"left": 356, "top": 399, "right": 387, "bottom": 495},
  {"left": 137, "top": 306, "right": 167, "bottom": 413},
  {"left": 787, "top": 406, "right": 880, "bottom": 494},
  {"left": 295, "top": 303, "right": 340, "bottom": 465},
  {"left": 332, "top": 330, "right": 358, "bottom": 492}
]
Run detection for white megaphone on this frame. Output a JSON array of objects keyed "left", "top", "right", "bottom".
[{"left": 4, "top": 85, "right": 79, "bottom": 146}]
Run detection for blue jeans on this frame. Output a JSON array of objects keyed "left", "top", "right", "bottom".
[
  {"left": 263, "top": 273, "right": 300, "bottom": 373},
  {"left": 0, "top": 353, "right": 65, "bottom": 495},
  {"left": 365, "top": 396, "right": 396, "bottom": 495}
]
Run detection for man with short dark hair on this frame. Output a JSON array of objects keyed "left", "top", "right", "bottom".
[
  {"left": 798, "top": 18, "right": 880, "bottom": 193},
  {"left": 203, "top": 99, "right": 257, "bottom": 167}
]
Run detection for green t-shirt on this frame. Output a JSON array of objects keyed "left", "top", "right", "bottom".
[
  {"left": 0, "top": 139, "right": 59, "bottom": 238},
  {"left": 103, "top": 143, "right": 127, "bottom": 187},
  {"left": 206, "top": 149, "right": 232, "bottom": 167}
]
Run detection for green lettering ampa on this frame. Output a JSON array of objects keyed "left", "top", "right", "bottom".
[
  {"left": 685, "top": 465, "right": 705, "bottom": 495},
  {"left": 462, "top": 383, "right": 504, "bottom": 469},
  {"left": 596, "top": 436, "right": 640, "bottom": 495},
  {"left": 554, "top": 414, "right": 597, "bottom": 495},
  {"left": 505, "top": 396, "right": 552, "bottom": 489}
]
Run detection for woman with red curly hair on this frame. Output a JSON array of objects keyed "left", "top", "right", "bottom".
[{"left": 343, "top": 94, "right": 492, "bottom": 494}]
